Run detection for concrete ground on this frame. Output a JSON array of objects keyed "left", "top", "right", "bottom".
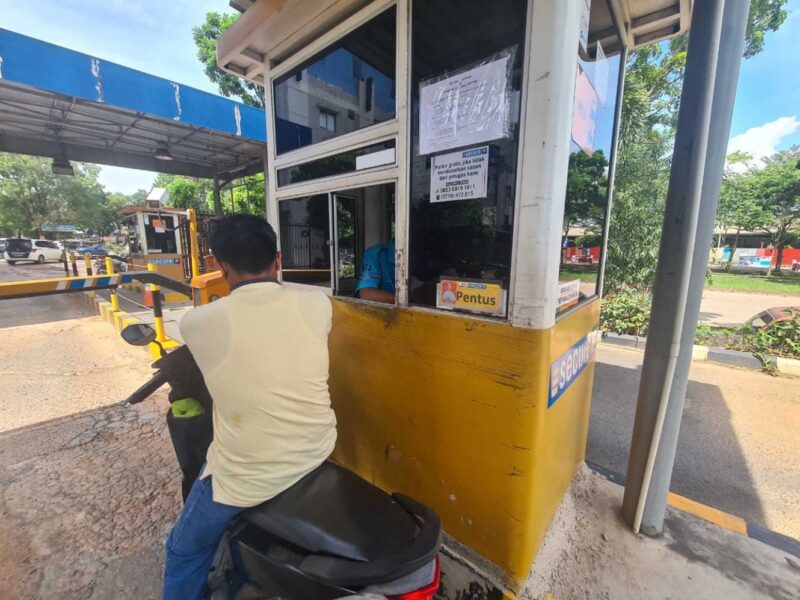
[
  {"left": 699, "top": 288, "right": 798, "bottom": 327},
  {"left": 2, "top": 261, "right": 799, "bottom": 598},
  {"left": 522, "top": 465, "right": 800, "bottom": 600},
  {"left": 0, "top": 392, "right": 179, "bottom": 600},
  {"left": 588, "top": 344, "right": 800, "bottom": 540}
]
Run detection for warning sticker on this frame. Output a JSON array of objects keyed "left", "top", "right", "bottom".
[{"left": 430, "top": 146, "right": 489, "bottom": 203}]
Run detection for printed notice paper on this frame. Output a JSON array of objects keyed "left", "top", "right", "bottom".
[
  {"left": 430, "top": 146, "right": 489, "bottom": 203},
  {"left": 419, "top": 56, "right": 511, "bottom": 155}
]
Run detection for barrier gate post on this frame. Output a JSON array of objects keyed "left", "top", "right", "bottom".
[
  {"left": 84, "top": 253, "right": 95, "bottom": 299},
  {"left": 147, "top": 262, "right": 167, "bottom": 344},
  {"left": 187, "top": 208, "right": 201, "bottom": 280},
  {"left": 105, "top": 257, "right": 120, "bottom": 313}
]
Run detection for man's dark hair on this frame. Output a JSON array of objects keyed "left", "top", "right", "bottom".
[{"left": 210, "top": 214, "right": 278, "bottom": 274}]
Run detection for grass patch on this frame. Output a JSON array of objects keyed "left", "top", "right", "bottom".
[
  {"left": 705, "top": 270, "right": 800, "bottom": 296},
  {"left": 559, "top": 265, "right": 599, "bottom": 284}
]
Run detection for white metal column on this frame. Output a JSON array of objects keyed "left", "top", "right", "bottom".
[{"left": 510, "top": 0, "right": 583, "bottom": 329}]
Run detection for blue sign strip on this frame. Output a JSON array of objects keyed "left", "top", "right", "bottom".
[{"left": 548, "top": 330, "right": 599, "bottom": 408}]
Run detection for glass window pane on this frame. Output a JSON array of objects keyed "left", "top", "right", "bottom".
[
  {"left": 279, "top": 195, "right": 331, "bottom": 287},
  {"left": 273, "top": 7, "right": 397, "bottom": 155},
  {"left": 277, "top": 140, "right": 396, "bottom": 187},
  {"left": 335, "top": 183, "right": 395, "bottom": 300},
  {"left": 144, "top": 215, "right": 177, "bottom": 253},
  {"left": 407, "top": 0, "right": 528, "bottom": 313},
  {"left": 558, "top": 0, "right": 623, "bottom": 314}
]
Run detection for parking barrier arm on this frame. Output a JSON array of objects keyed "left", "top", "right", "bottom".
[{"left": 0, "top": 271, "right": 192, "bottom": 301}]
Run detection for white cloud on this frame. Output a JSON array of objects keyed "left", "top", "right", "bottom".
[
  {"left": 98, "top": 166, "right": 156, "bottom": 195},
  {"left": 727, "top": 116, "right": 800, "bottom": 166}
]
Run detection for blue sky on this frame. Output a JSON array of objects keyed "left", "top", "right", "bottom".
[
  {"left": 0, "top": 0, "right": 234, "bottom": 193},
  {"left": 728, "top": 0, "right": 800, "bottom": 164},
  {"left": 1, "top": 0, "right": 798, "bottom": 192}
]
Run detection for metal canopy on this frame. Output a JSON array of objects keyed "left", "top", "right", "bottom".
[
  {"left": 0, "top": 28, "right": 267, "bottom": 181},
  {"left": 218, "top": 0, "right": 691, "bottom": 82}
]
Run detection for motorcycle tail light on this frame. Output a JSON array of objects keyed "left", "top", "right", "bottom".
[{"left": 387, "top": 557, "right": 440, "bottom": 600}]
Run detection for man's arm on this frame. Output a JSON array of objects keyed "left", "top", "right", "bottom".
[
  {"left": 357, "top": 287, "right": 395, "bottom": 303},
  {"left": 354, "top": 245, "right": 394, "bottom": 304}
]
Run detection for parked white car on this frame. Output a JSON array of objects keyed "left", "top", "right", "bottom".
[{"left": 4, "top": 238, "right": 63, "bottom": 265}]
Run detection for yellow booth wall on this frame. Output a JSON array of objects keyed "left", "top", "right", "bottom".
[{"left": 328, "top": 298, "right": 600, "bottom": 587}]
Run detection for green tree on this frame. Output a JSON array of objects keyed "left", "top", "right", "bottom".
[
  {"left": 0, "top": 154, "right": 110, "bottom": 236},
  {"left": 605, "top": 0, "right": 788, "bottom": 292},
  {"left": 229, "top": 173, "right": 266, "bottom": 216},
  {"left": 128, "top": 189, "right": 148, "bottom": 204},
  {"left": 716, "top": 152, "right": 768, "bottom": 270},
  {"left": 744, "top": 0, "right": 790, "bottom": 57},
  {"left": 193, "top": 12, "right": 264, "bottom": 108},
  {"left": 746, "top": 147, "right": 800, "bottom": 273},
  {"left": 563, "top": 150, "right": 609, "bottom": 250},
  {"left": 152, "top": 173, "right": 214, "bottom": 212}
]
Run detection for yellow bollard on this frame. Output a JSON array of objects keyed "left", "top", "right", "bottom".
[
  {"left": 84, "top": 253, "right": 95, "bottom": 299},
  {"left": 148, "top": 263, "right": 167, "bottom": 344},
  {"left": 187, "top": 208, "right": 201, "bottom": 280},
  {"left": 68, "top": 252, "right": 79, "bottom": 276},
  {"left": 105, "top": 256, "right": 119, "bottom": 312}
]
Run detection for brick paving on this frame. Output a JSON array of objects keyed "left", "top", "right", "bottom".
[{"left": 0, "top": 392, "right": 179, "bottom": 600}]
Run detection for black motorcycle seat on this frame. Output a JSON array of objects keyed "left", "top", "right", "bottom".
[{"left": 241, "top": 461, "right": 417, "bottom": 563}]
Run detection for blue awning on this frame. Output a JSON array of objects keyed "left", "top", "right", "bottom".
[{"left": 0, "top": 28, "right": 266, "bottom": 179}]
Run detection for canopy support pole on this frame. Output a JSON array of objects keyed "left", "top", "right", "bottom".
[
  {"left": 621, "top": 0, "right": 744, "bottom": 535},
  {"left": 213, "top": 174, "right": 223, "bottom": 216}
]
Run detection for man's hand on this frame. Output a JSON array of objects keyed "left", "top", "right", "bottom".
[{"left": 357, "top": 288, "right": 395, "bottom": 304}]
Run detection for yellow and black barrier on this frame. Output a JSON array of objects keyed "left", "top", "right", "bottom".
[
  {"left": 0, "top": 272, "right": 137, "bottom": 301},
  {"left": 0, "top": 270, "right": 192, "bottom": 301}
]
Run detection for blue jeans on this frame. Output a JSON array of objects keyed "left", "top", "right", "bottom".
[{"left": 163, "top": 475, "right": 244, "bottom": 600}]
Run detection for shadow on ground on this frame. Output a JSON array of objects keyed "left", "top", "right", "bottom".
[{"left": 587, "top": 360, "right": 767, "bottom": 528}]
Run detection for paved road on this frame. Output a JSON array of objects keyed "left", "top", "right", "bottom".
[
  {"left": 700, "top": 288, "right": 799, "bottom": 327},
  {"left": 0, "top": 260, "right": 95, "bottom": 328},
  {"left": 588, "top": 344, "right": 800, "bottom": 539}
]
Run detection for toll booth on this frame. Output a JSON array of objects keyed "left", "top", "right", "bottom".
[
  {"left": 119, "top": 189, "right": 187, "bottom": 281},
  {"left": 215, "top": 0, "right": 689, "bottom": 592}
]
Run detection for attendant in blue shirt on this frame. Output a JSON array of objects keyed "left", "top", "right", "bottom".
[{"left": 355, "top": 240, "right": 395, "bottom": 303}]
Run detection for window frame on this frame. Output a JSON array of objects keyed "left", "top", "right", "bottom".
[
  {"left": 555, "top": 0, "right": 628, "bottom": 322},
  {"left": 277, "top": 178, "right": 400, "bottom": 300},
  {"left": 269, "top": 0, "right": 400, "bottom": 168},
  {"left": 318, "top": 109, "right": 337, "bottom": 132},
  {"left": 275, "top": 136, "right": 398, "bottom": 191},
  {"left": 265, "top": 0, "right": 410, "bottom": 305},
  {"left": 406, "top": 0, "right": 532, "bottom": 320}
]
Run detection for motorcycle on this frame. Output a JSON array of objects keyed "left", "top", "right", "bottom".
[{"left": 119, "top": 323, "right": 442, "bottom": 600}]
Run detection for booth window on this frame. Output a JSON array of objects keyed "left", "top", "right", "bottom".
[
  {"left": 144, "top": 214, "right": 177, "bottom": 253},
  {"left": 407, "top": 0, "right": 528, "bottom": 315},
  {"left": 557, "top": 0, "right": 624, "bottom": 315},
  {"left": 279, "top": 195, "right": 332, "bottom": 287},
  {"left": 279, "top": 184, "right": 395, "bottom": 299},
  {"left": 272, "top": 6, "right": 397, "bottom": 155},
  {"left": 277, "top": 140, "right": 396, "bottom": 188}
]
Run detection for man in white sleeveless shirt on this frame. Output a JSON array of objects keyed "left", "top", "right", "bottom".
[{"left": 163, "top": 215, "right": 337, "bottom": 600}]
